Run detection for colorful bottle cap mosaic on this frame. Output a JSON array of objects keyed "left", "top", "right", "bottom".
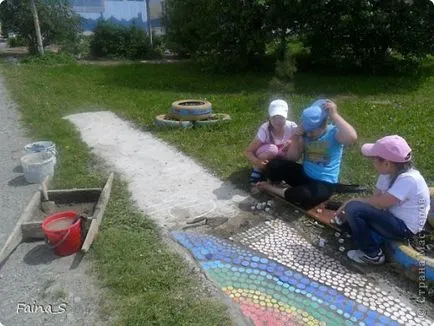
[{"left": 172, "top": 219, "right": 432, "bottom": 326}]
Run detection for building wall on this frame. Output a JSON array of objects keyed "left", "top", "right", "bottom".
[{"left": 71, "top": 0, "right": 164, "bottom": 34}]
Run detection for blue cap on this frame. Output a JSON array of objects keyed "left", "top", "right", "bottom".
[{"left": 301, "top": 99, "right": 328, "bottom": 132}]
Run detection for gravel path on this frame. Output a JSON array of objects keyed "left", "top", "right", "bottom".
[{"left": 0, "top": 73, "right": 105, "bottom": 326}]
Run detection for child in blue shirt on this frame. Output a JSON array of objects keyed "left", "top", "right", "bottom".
[{"left": 256, "top": 99, "right": 357, "bottom": 209}]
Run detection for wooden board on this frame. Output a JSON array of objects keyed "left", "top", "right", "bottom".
[
  {"left": 0, "top": 190, "right": 41, "bottom": 265},
  {"left": 21, "top": 221, "right": 44, "bottom": 240},
  {"left": 0, "top": 174, "right": 114, "bottom": 266},
  {"left": 264, "top": 190, "right": 343, "bottom": 231},
  {"left": 81, "top": 172, "right": 114, "bottom": 253}
]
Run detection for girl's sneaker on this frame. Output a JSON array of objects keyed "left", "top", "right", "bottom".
[
  {"left": 347, "top": 249, "right": 385, "bottom": 265},
  {"left": 249, "top": 168, "right": 263, "bottom": 185}
]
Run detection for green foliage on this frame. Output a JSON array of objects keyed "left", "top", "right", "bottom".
[
  {"left": 21, "top": 51, "right": 76, "bottom": 65},
  {"left": 164, "top": 0, "right": 267, "bottom": 72},
  {"left": 300, "top": 0, "right": 434, "bottom": 71},
  {"left": 164, "top": 0, "right": 434, "bottom": 72},
  {"left": 0, "top": 0, "right": 82, "bottom": 55},
  {"left": 269, "top": 50, "right": 297, "bottom": 96},
  {"left": 90, "top": 21, "right": 159, "bottom": 60},
  {"left": 6, "top": 35, "right": 28, "bottom": 48}
]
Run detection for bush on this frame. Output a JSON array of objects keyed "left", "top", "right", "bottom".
[
  {"left": 21, "top": 51, "right": 76, "bottom": 65},
  {"left": 7, "top": 35, "right": 27, "bottom": 48},
  {"left": 164, "top": 0, "right": 267, "bottom": 72},
  {"left": 90, "top": 22, "right": 157, "bottom": 60},
  {"left": 300, "top": 0, "right": 434, "bottom": 71},
  {"left": 268, "top": 50, "right": 297, "bottom": 96}
]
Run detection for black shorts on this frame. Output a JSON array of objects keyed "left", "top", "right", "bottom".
[{"left": 264, "top": 158, "right": 337, "bottom": 209}]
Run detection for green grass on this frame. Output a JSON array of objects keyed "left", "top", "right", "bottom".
[{"left": 1, "top": 59, "right": 434, "bottom": 324}]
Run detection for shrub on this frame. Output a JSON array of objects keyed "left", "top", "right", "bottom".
[
  {"left": 268, "top": 50, "right": 297, "bottom": 96},
  {"left": 90, "top": 22, "right": 156, "bottom": 60},
  {"left": 300, "top": 0, "right": 434, "bottom": 71},
  {"left": 21, "top": 51, "right": 77, "bottom": 65},
  {"left": 7, "top": 35, "right": 28, "bottom": 48},
  {"left": 164, "top": 0, "right": 267, "bottom": 72}
]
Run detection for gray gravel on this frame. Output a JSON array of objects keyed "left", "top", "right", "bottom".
[{"left": 0, "top": 71, "right": 106, "bottom": 326}]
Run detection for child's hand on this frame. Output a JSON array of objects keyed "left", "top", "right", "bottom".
[
  {"left": 254, "top": 159, "right": 268, "bottom": 169},
  {"left": 281, "top": 140, "right": 292, "bottom": 152},
  {"left": 324, "top": 100, "right": 338, "bottom": 119},
  {"left": 294, "top": 125, "right": 304, "bottom": 136}
]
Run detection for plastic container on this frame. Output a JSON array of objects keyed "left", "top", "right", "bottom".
[
  {"left": 20, "top": 152, "right": 55, "bottom": 184},
  {"left": 24, "top": 141, "right": 57, "bottom": 165},
  {"left": 42, "top": 211, "right": 82, "bottom": 256}
]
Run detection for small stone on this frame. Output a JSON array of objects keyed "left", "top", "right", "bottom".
[
  {"left": 316, "top": 208, "right": 323, "bottom": 213},
  {"left": 338, "top": 238, "right": 345, "bottom": 244},
  {"left": 338, "top": 246, "right": 345, "bottom": 252},
  {"left": 251, "top": 205, "right": 256, "bottom": 211},
  {"left": 265, "top": 207, "right": 271, "bottom": 212},
  {"left": 318, "top": 238, "right": 327, "bottom": 247},
  {"left": 294, "top": 210, "right": 299, "bottom": 213},
  {"left": 267, "top": 200, "right": 273, "bottom": 207}
]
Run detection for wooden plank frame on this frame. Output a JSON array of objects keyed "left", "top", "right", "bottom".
[
  {"left": 0, "top": 173, "right": 114, "bottom": 265},
  {"left": 81, "top": 172, "right": 114, "bottom": 253}
]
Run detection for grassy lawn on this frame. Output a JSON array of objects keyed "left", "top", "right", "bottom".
[{"left": 1, "top": 59, "right": 433, "bottom": 324}]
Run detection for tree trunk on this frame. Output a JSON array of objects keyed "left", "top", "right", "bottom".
[
  {"left": 29, "top": 0, "right": 44, "bottom": 55},
  {"left": 145, "top": 0, "right": 153, "bottom": 48}
]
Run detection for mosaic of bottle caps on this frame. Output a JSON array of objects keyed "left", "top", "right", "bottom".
[{"left": 171, "top": 219, "right": 432, "bottom": 326}]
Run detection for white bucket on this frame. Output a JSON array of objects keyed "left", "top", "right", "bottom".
[
  {"left": 24, "top": 141, "right": 57, "bottom": 164},
  {"left": 20, "top": 152, "right": 55, "bottom": 184}
]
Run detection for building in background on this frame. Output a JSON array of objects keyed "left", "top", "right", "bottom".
[{"left": 71, "top": 0, "right": 164, "bottom": 35}]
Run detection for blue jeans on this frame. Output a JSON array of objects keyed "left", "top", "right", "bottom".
[{"left": 344, "top": 201, "right": 412, "bottom": 255}]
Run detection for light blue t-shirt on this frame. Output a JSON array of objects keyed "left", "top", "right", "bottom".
[{"left": 303, "top": 125, "right": 343, "bottom": 184}]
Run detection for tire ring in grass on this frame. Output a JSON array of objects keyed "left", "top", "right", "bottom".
[
  {"left": 171, "top": 99, "right": 212, "bottom": 121},
  {"left": 155, "top": 114, "right": 193, "bottom": 128},
  {"left": 194, "top": 113, "right": 231, "bottom": 127}
]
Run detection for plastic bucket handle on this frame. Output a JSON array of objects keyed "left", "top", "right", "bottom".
[{"left": 45, "top": 229, "right": 71, "bottom": 249}]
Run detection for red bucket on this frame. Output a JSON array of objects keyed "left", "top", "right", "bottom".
[{"left": 42, "top": 211, "right": 82, "bottom": 256}]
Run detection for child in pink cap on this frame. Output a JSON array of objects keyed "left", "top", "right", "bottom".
[
  {"left": 336, "top": 135, "right": 430, "bottom": 265},
  {"left": 244, "top": 99, "right": 301, "bottom": 187}
]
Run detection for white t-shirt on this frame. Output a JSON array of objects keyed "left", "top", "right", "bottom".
[
  {"left": 376, "top": 169, "right": 430, "bottom": 234},
  {"left": 256, "top": 121, "right": 298, "bottom": 145}
]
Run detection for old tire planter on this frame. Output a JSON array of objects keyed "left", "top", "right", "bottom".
[
  {"left": 386, "top": 241, "right": 434, "bottom": 282},
  {"left": 155, "top": 114, "right": 193, "bottom": 128},
  {"left": 194, "top": 113, "right": 231, "bottom": 127},
  {"left": 170, "top": 99, "right": 212, "bottom": 121}
]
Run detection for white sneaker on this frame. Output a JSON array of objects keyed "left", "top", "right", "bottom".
[{"left": 347, "top": 249, "right": 385, "bottom": 265}]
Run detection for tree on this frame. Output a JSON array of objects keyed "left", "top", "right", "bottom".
[
  {"left": 163, "top": 0, "right": 434, "bottom": 72},
  {"left": 299, "top": 0, "right": 434, "bottom": 70},
  {"left": 29, "top": 0, "right": 44, "bottom": 55},
  {"left": 163, "top": 0, "right": 267, "bottom": 72},
  {"left": 0, "top": 0, "right": 82, "bottom": 55}
]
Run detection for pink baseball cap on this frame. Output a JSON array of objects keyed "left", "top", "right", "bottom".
[{"left": 361, "top": 135, "right": 412, "bottom": 162}]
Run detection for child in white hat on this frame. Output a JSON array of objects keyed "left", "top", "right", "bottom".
[{"left": 244, "top": 99, "right": 301, "bottom": 187}]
